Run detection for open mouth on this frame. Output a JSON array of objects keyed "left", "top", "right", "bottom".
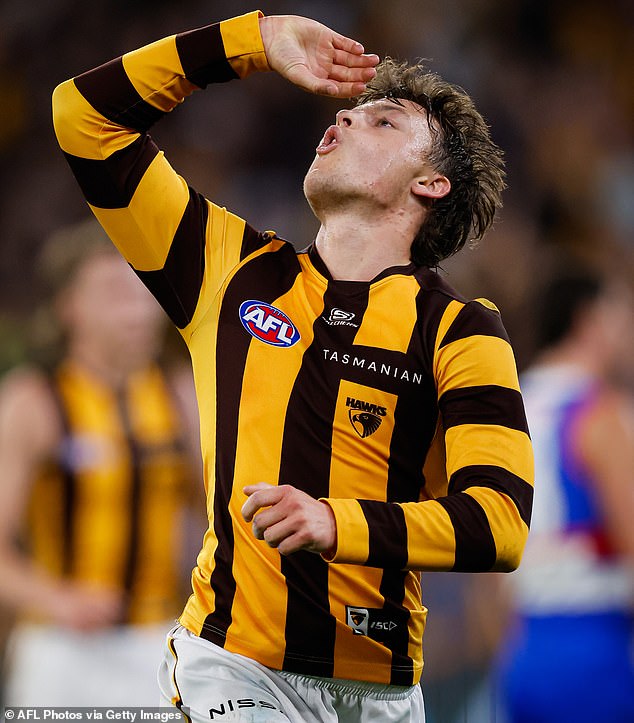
[{"left": 316, "top": 125, "right": 341, "bottom": 155}]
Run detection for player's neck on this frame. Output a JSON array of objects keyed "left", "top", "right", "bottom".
[{"left": 314, "top": 209, "right": 414, "bottom": 281}]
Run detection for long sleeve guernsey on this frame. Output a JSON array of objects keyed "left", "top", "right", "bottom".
[{"left": 52, "top": 11, "right": 533, "bottom": 686}]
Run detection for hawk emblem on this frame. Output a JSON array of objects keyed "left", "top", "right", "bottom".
[
  {"left": 346, "top": 606, "right": 369, "bottom": 635},
  {"left": 349, "top": 410, "right": 382, "bottom": 438}
]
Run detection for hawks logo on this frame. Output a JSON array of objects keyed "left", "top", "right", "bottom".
[
  {"left": 346, "top": 605, "right": 399, "bottom": 639},
  {"left": 239, "top": 301, "right": 300, "bottom": 348},
  {"left": 346, "top": 606, "right": 369, "bottom": 635},
  {"left": 346, "top": 397, "right": 387, "bottom": 438}
]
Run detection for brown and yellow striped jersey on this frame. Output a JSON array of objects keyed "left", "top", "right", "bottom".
[
  {"left": 29, "top": 361, "right": 189, "bottom": 625},
  {"left": 52, "top": 11, "right": 533, "bottom": 684}
]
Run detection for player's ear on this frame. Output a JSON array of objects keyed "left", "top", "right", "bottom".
[{"left": 411, "top": 173, "right": 451, "bottom": 200}]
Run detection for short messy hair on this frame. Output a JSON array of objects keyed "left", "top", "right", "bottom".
[{"left": 356, "top": 58, "right": 506, "bottom": 268}]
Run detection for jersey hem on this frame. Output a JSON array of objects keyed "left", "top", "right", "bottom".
[{"left": 177, "top": 608, "right": 423, "bottom": 685}]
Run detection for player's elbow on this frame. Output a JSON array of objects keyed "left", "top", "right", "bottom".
[
  {"left": 52, "top": 81, "right": 71, "bottom": 137},
  {"left": 52, "top": 79, "right": 89, "bottom": 154},
  {"left": 493, "top": 520, "right": 529, "bottom": 572}
]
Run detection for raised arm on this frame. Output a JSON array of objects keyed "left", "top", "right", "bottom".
[{"left": 52, "top": 12, "right": 377, "bottom": 336}]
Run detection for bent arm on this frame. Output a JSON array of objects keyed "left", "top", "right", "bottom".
[
  {"left": 52, "top": 13, "right": 377, "bottom": 337},
  {"left": 322, "top": 301, "right": 534, "bottom": 573},
  {"left": 52, "top": 12, "right": 270, "bottom": 335}
]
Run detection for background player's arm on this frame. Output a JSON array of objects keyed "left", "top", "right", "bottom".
[
  {"left": 576, "top": 391, "right": 634, "bottom": 567},
  {"left": 0, "top": 370, "right": 123, "bottom": 630}
]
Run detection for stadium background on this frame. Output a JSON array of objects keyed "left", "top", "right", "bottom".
[{"left": 0, "top": 0, "right": 632, "bottom": 719}]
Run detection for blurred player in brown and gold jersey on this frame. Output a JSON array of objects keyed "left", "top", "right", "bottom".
[{"left": 0, "top": 220, "right": 202, "bottom": 706}]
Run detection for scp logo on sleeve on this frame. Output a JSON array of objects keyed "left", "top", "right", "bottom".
[{"left": 239, "top": 300, "right": 300, "bottom": 348}]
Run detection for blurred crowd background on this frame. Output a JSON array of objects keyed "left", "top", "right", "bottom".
[
  {"left": 1, "top": 0, "right": 633, "bottom": 374},
  {"left": 0, "top": 0, "right": 632, "bottom": 720}
]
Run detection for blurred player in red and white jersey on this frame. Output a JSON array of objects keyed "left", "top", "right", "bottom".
[{"left": 496, "top": 265, "right": 634, "bottom": 723}]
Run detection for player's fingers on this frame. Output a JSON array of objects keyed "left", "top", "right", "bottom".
[
  {"left": 296, "top": 72, "right": 373, "bottom": 98},
  {"left": 261, "top": 519, "right": 298, "bottom": 549},
  {"left": 282, "top": 63, "right": 335, "bottom": 96},
  {"left": 331, "top": 32, "right": 366, "bottom": 56},
  {"left": 262, "top": 522, "right": 310, "bottom": 553},
  {"left": 243, "top": 482, "right": 274, "bottom": 496},
  {"left": 276, "top": 530, "right": 314, "bottom": 556},
  {"left": 250, "top": 504, "right": 287, "bottom": 540},
  {"left": 251, "top": 518, "right": 265, "bottom": 540},
  {"left": 326, "top": 80, "right": 374, "bottom": 99},
  {"left": 241, "top": 483, "right": 280, "bottom": 521},
  {"left": 332, "top": 49, "right": 380, "bottom": 69},
  {"left": 328, "top": 64, "right": 377, "bottom": 84},
  {"left": 241, "top": 496, "right": 264, "bottom": 522}
]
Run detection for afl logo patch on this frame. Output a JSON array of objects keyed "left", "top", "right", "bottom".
[{"left": 239, "top": 300, "right": 301, "bottom": 348}]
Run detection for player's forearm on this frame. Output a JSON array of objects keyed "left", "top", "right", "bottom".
[
  {"left": 52, "top": 12, "right": 268, "bottom": 153},
  {"left": 51, "top": 12, "right": 269, "bottom": 301},
  {"left": 0, "top": 546, "right": 67, "bottom": 615},
  {"left": 51, "top": 12, "right": 268, "bottom": 226},
  {"left": 322, "top": 488, "right": 529, "bottom": 572}
]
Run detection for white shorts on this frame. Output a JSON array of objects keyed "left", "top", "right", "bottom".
[
  {"left": 4, "top": 621, "right": 172, "bottom": 706},
  {"left": 159, "top": 625, "right": 425, "bottom": 723}
]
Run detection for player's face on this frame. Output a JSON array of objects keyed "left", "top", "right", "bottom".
[
  {"left": 304, "top": 99, "right": 440, "bottom": 215},
  {"left": 61, "top": 251, "right": 164, "bottom": 367}
]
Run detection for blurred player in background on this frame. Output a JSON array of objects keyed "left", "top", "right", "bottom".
[
  {"left": 420, "top": 571, "right": 503, "bottom": 723},
  {"left": 0, "top": 219, "right": 201, "bottom": 706},
  {"left": 496, "top": 265, "right": 634, "bottom": 722},
  {"left": 52, "top": 10, "right": 533, "bottom": 722}
]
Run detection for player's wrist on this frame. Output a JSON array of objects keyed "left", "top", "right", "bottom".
[{"left": 319, "top": 500, "right": 338, "bottom": 558}]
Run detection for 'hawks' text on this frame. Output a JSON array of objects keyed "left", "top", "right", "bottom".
[{"left": 346, "top": 397, "right": 387, "bottom": 416}]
